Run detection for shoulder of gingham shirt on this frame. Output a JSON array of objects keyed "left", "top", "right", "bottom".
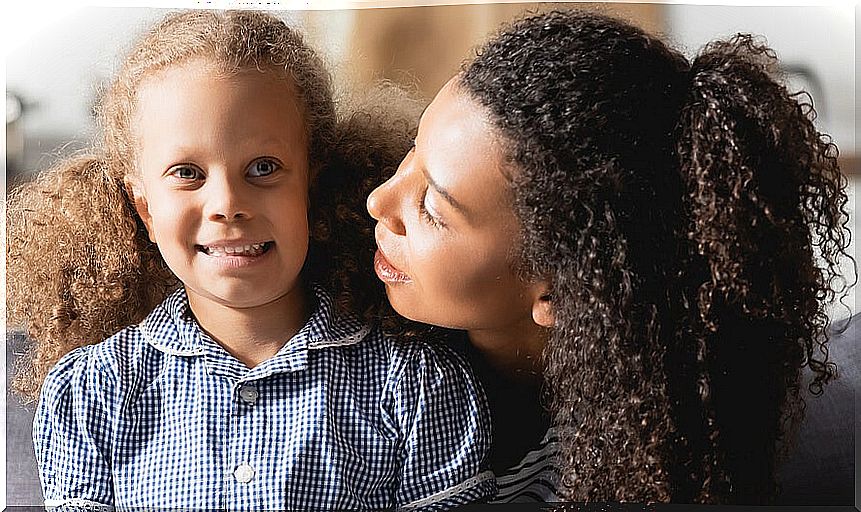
[{"left": 33, "top": 285, "right": 496, "bottom": 511}]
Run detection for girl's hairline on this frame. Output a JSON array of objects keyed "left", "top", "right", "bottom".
[{"left": 117, "top": 57, "right": 313, "bottom": 178}]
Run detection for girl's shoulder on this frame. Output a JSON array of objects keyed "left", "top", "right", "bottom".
[
  {"left": 347, "top": 325, "right": 474, "bottom": 383},
  {"left": 307, "top": 285, "right": 473, "bottom": 379},
  {"left": 39, "top": 291, "right": 186, "bottom": 408},
  {"left": 37, "top": 324, "right": 147, "bottom": 418},
  {"left": 43, "top": 323, "right": 151, "bottom": 383},
  {"left": 311, "top": 311, "right": 481, "bottom": 407},
  {"left": 361, "top": 329, "right": 487, "bottom": 417}
]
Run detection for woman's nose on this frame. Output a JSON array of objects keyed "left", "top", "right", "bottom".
[{"left": 367, "top": 175, "right": 406, "bottom": 236}]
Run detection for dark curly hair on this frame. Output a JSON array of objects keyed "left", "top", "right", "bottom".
[
  {"left": 6, "top": 10, "right": 414, "bottom": 400},
  {"left": 460, "top": 9, "right": 852, "bottom": 504}
]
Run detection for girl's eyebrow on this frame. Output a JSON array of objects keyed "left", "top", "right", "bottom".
[{"left": 422, "top": 167, "right": 468, "bottom": 217}]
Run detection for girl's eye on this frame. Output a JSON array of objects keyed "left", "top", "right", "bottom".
[
  {"left": 248, "top": 158, "right": 280, "bottom": 177},
  {"left": 419, "top": 190, "right": 445, "bottom": 229},
  {"left": 169, "top": 165, "right": 202, "bottom": 180}
]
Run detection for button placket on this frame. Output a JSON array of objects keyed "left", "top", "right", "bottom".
[{"left": 225, "top": 380, "right": 267, "bottom": 508}]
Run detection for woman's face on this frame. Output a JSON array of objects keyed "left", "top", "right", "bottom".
[{"left": 367, "top": 78, "right": 548, "bottom": 332}]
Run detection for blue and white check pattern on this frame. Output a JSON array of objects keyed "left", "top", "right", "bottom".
[{"left": 34, "top": 285, "right": 496, "bottom": 511}]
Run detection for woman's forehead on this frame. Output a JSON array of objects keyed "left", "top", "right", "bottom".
[{"left": 418, "top": 78, "right": 513, "bottom": 215}]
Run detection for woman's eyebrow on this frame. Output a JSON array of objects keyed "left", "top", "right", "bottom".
[{"left": 422, "top": 167, "right": 468, "bottom": 217}]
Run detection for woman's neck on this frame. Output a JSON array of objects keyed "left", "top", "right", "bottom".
[
  {"left": 466, "top": 319, "right": 547, "bottom": 382},
  {"left": 465, "top": 321, "right": 551, "bottom": 472},
  {"left": 187, "top": 285, "right": 310, "bottom": 368}
]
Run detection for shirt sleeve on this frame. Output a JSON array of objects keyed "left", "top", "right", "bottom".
[
  {"left": 33, "top": 345, "right": 117, "bottom": 511},
  {"left": 391, "top": 342, "right": 496, "bottom": 510}
]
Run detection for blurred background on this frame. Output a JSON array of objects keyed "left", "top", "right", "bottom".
[
  {"left": 4, "top": 1, "right": 858, "bottom": 507},
  {"left": 5, "top": 3, "right": 857, "bottom": 302}
]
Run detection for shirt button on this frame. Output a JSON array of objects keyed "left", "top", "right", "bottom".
[
  {"left": 238, "top": 385, "right": 259, "bottom": 404},
  {"left": 234, "top": 463, "right": 255, "bottom": 483}
]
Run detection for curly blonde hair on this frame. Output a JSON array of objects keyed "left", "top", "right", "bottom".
[{"left": 7, "top": 10, "right": 416, "bottom": 400}]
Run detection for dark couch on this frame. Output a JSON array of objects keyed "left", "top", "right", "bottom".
[{"left": 775, "top": 314, "right": 858, "bottom": 505}]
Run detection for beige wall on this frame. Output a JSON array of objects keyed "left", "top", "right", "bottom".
[{"left": 304, "top": 3, "right": 665, "bottom": 102}]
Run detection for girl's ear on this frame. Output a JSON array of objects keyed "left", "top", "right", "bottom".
[
  {"left": 123, "top": 176, "right": 156, "bottom": 243},
  {"left": 531, "top": 282, "right": 555, "bottom": 328}
]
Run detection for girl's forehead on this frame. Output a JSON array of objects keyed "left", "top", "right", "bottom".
[
  {"left": 133, "top": 60, "right": 305, "bottom": 125},
  {"left": 130, "top": 60, "right": 309, "bottom": 163}
]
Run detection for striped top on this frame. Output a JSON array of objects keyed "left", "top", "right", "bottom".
[{"left": 491, "top": 428, "right": 563, "bottom": 503}]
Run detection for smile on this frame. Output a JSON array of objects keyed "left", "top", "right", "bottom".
[
  {"left": 196, "top": 241, "right": 274, "bottom": 257},
  {"left": 374, "top": 249, "right": 412, "bottom": 283}
]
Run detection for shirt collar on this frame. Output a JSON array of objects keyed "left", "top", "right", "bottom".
[
  {"left": 304, "top": 285, "right": 371, "bottom": 350},
  {"left": 138, "top": 285, "right": 371, "bottom": 361}
]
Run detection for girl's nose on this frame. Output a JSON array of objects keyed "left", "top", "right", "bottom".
[
  {"left": 205, "top": 175, "right": 253, "bottom": 222},
  {"left": 367, "top": 175, "right": 406, "bottom": 236}
]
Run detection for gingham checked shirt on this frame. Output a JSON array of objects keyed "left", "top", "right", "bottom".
[{"left": 34, "top": 286, "right": 496, "bottom": 511}]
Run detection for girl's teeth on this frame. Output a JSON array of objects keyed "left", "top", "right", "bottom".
[{"left": 205, "top": 243, "right": 267, "bottom": 256}]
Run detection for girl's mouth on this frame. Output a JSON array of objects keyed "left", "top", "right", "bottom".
[
  {"left": 195, "top": 241, "right": 274, "bottom": 257},
  {"left": 374, "top": 249, "right": 412, "bottom": 283}
]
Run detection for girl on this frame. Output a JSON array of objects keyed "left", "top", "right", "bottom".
[
  {"left": 367, "top": 9, "right": 853, "bottom": 504},
  {"left": 6, "top": 10, "right": 495, "bottom": 510}
]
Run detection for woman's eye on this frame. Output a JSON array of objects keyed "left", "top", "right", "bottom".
[
  {"left": 248, "top": 158, "right": 280, "bottom": 177},
  {"left": 419, "top": 191, "right": 445, "bottom": 229},
  {"left": 169, "top": 165, "right": 201, "bottom": 180}
]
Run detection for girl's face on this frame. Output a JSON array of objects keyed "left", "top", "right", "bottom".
[
  {"left": 367, "top": 78, "right": 550, "bottom": 333},
  {"left": 128, "top": 60, "right": 310, "bottom": 312}
]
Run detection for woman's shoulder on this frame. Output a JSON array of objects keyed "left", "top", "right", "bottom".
[{"left": 492, "top": 427, "right": 564, "bottom": 503}]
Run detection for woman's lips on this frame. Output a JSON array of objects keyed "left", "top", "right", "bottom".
[{"left": 374, "top": 249, "right": 412, "bottom": 283}]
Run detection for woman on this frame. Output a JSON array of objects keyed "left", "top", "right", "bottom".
[{"left": 366, "top": 9, "right": 852, "bottom": 504}]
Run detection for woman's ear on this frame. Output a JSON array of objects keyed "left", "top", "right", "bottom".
[
  {"left": 123, "top": 176, "right": 156, "bottom": 243},
  {"left": 531, "top": 282, "right": 555, "bottom": 328}
]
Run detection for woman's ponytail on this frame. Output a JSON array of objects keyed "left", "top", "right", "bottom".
[
  {"left": 673, "top": 34, "right": 851, "bottom": 501},
  {"left": 678, "top": 33, "right": 849, "bottom": 377}
]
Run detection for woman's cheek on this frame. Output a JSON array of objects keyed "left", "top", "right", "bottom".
[{"left": 411, "top": 236, "right": 454, "bottom": 288}]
